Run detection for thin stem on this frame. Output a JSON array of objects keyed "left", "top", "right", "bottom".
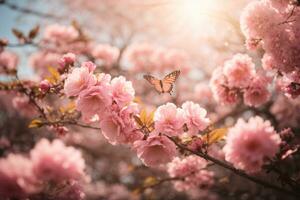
[
  {"left": 42, "top": 120, "right": 101, "bottom": 130},
  {"left": 1, "top": 0, "right": 61, "bottom": 20},
  {"left": 15, "top": 75, "right": 47, "bottom": 119},
  {"left": 167, "top": 136, "right": 300, "bottom": 198},
  {"left": 139, "top": 176, "right": 183, "bottom": 192}
]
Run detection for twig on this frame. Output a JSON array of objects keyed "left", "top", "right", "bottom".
[
  {"left": 42, "top": 120, "right": 101, "bottom": 130},
  {"left": 139, "top": 176, "right": 183, "bottom": 193},
  {"left": 15, "top": 75, "right": 47, "bottom": 119},
  {"left": 167, "top": 136, "right": 300, "bottom": 198},
  {"left": 1, "top": 0, "right": 62, "bottom": 20}
]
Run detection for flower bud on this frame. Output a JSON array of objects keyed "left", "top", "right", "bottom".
[{"left": 39, "top": 79, "right": 51, "bottom": 93}]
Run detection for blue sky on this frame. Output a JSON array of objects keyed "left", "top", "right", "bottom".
[{"left": 0, "top": 0, "right": 56, "bottom": 77}]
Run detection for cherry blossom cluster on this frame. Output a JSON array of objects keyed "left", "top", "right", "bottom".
[
  {"left": 167, "top": 155, "right": 214, "bottom": 192},
  {"left": 63, "top": 63, "right": 211, "bottom": 167},
  {"left": 133, "top": 102, "right": 210, "bottom": 167},
  {"left": 123, "top": 43, "right": 191, "bottom": 74},
  {"left": 240, "top": 0, "right": 300, "bottom": 98},
  {"left": 210, "top": 53, "right": 271, "bottom": 107},
  {"left": 223, "top": 116, "right": 281, "bottom": 173},
  {"left": 91, "top": 43, "right": 120, "bottom": 68},
  {"left": 0, "top": 139, "right": 86, "bottom": 199}
]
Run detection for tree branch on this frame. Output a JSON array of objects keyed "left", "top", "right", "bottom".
[{"left": 167, "top": 136, "right": 300, "bottom": 198}]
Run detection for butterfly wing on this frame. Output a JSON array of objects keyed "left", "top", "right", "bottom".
[
  {"left": 143, "top": 75, "right": 163, "bottom": 93},
  {"left": 162, "top": 70, "right": 180, "bottom": 93},
  {"left": 133, "top": 115, "right": 144, "bottom": 128}
]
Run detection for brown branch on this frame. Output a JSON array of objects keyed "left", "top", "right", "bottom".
[
  {"left": 167, "top": 136, "right": 300, "bottom": 198},
  {"left": 1, "top": 0, "right": 62, "bottom": 20},
  {"left": 138, "top": 176, "right": 183, "bottom": 193},
  {"left": 15, "top": 76, "right": 47, "bottom": 119},
  {"left": 42, "top": 120, "right": 101, "bottom": 130}
]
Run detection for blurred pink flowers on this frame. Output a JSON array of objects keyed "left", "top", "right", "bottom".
[
  {"left": 167, "top": 155, "right": 214, "bottom": 191},
  {"left": 30, "top": 139, "right": 86, "bottom": 182},
  {"left": 43, "top": 24, "right": 79, "bottom": 44},
  {"left": 12, "top": 95, "right": 36, "bottom": 117},
  {"left": 223, "top": 116, "right": 281, "bottom": 173},
  {"left": 0, "top": 154, "right": 39, "bottom": 199},
  {"left": 223, "top": 54, "right": 255, "bottom": 88},
  {"left": 0, "top": 51, "right": 18, "bottom": 73},
  {"left": 92, "top": 44, "right": 120, "bottom": 67},
  {"left": 243, "top": 75, "right": 271, "bottom": 107},
  {"left": 133, "top": 133, "right": 177, "bottom": 167}
]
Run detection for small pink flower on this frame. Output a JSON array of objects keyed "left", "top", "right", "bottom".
[
  {"left": 133, "top": 133, "right": 177, "bottom": 167},
  {"left": 91, "top": 44, "right": 120, "bottom": 66},
  {"left": 0, "top": 154, "right": 39, "bottom": 198},
  {"left": 167, "top": 156, "right": 214, "bottom": 191},
  {"left": 39, "top": 79, "right": 51, "bottom": 93},
  {"left": 64, "top": 66, "right": 96, "bottom": 97},
  {"left": 223, "top": 54, "right": 256, "bottom": 88},
  {"left": 30, "top": 139, "right": 86, "bottom": 182},
  {"left": 0, "top": 51, "right": 18, "bottom": 73},
  {"left": 181, "top": 101, "right": 210, "bottom": 136},
  {"left": 111, "top": 76, "right": 135, "bottom": 107},
  {"left": 223, "top": 116, "right": 281, "bottom": 173},
  {"left": 81, "top": 61, "right": 96, "bottom": 72},
  {"left": 100, "top": 103, "right": 143, "bottom": 145},
  {"left": 76, "top": 85, "right": 112, "bottom": 122},
  {"left": 243, "top": 75, "right": 270, "bottom": 107},
  {"left": 154, "top": 103, "right": 185, "bottom": 136},
  {"left": 58, "top": 52, "right": 76, "bottom": 70}
]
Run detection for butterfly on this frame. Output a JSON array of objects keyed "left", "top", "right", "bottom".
[{"left": 143, "top": 70, "right": 180, "bottom": 94}]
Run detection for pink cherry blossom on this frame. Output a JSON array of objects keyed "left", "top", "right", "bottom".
[
  {"left": 181, "top": 101, "right": 210, "bottom": 136},
  {"left": 0, "top": 154, "right": 39, "bottom": 199},
  {"left": 223, "top": 54, "right": 256, "bottom": 88},
  {"left": 133, "top": 133, "right": 177, "bottom": 167},
  {"left": 243, "top": 75, "right": 271, "bottom": 107},
  {"left": 64, "top": 66, "right": 96, "bottom": 97},
  {"left": 167, "top": 155, "right": 214, "bottom": 191},
  {"left": 30, "top": 139, "right": 86, "bottom": 182},
  {"left": 59, "top": 52, "right": 76, "bottom": 71},
  {"left": 91, "top": 44, "right": 120, "bottom": 66},
  {"left": 81, "top": 61, "right": 96, "bottom": 73},
  {"left": 0, "top": 51, "right": 18, "bottom": 73},
  {"left": 39, "top": 79, "right": 51, "bottom": 93},
  {"left": 210, "top": 67, "right": 240, "bottom": 105},
  {"left": 76, "top": 85, "right": 112, "bottom": 122},
  {"left": 111, "top": 76, "right": 135, "bottom": 107},
  {"left": 100, "top": 103, "right": 143, "bottom": 145},
  {"left": 43, "top": 24, "right": 79, "bottom": 44},
  {"left": 223, "top": 116, "right": 281, "bottom": 173},
  {"left": 154, "top": 103, "right": 185, "bottom": 136}
]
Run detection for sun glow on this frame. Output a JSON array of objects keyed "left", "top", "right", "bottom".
[{"left": 171, "top": 0, "right": 220, "bottom": 33}]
